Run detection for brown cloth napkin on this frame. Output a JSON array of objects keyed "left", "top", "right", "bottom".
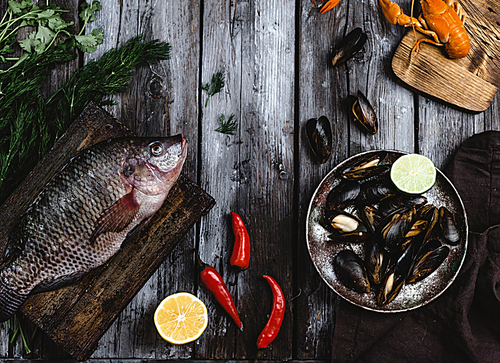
[{"left": 331, "top": 131, "right": 500, "bottom": 363}]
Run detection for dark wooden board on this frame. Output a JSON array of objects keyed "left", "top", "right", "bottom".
[
  {"left": 0, "top": 103, "right": 215, "bottom": 361},
  {"left": 392, "top": 0, "right": 500, "bottom": 112}
]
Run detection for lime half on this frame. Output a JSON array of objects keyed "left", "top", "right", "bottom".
[{"left": 390, "top": 154, "right": 436, "bottom": 194}]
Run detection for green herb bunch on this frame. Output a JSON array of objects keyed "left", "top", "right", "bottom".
[
  {"left": 0, "top": 0, "right": 103, "bottom": 70},
  {"left": 0, "top": 35, "right": 171, "bottom": 204}
]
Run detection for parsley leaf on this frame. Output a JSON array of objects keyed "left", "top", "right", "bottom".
[{"left": 75, "top": 29, "right": 103, "bottom": 53}]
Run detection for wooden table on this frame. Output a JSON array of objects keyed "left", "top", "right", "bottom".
[{"left": 1, "top": 0, "right": 499, "bottom": 361}]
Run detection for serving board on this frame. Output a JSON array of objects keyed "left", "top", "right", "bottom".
[
  {"left": 392, "top": 0, "right": 500, "bottom": 112},
  {"left": 0, "top": 103, "right": 215, "bottom": 361}
]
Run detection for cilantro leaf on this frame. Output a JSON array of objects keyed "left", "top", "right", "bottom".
[
  {"left": 18, "top": 32, "right": 40, "bottom": 53},
  {"left": 36, "top": 25, "right": 56, "bottom": 45},
  {"left": 75, "top": 29, "right": 103, "bottom": 53},
  {"left": 48, "top": 16, "right": 72, "bottom": 32},
  {"left": 8, "top": 0, "right": 33, "bottom": 15},
  {"left": 79, "top": 1, "right": 102, "bottom": 23}
]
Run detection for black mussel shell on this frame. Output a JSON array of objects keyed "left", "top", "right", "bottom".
[
  {"left": 331, "top": 28, "right": 368, "bottom": 67},
  {"left": 341, "top": 151, "right": 388, "bottom": 174},
  {"left": 364, "top": 239, "right": 385, "bottom": 285},
  {"left": 326, "top": 180, "right": 361, "bottom": 211},
  {"left": 351, "top": 90, "right": 378, "bottom": 135},
  {"left": 306, "top": 116, "right": 332, "bottom": 164},
  {"left": 376, "top": 267, "right": 404, "bottom": 306},
  {"left": 438, "top": 206, "right": 460, "bottom": 246},
  {"left": 358, "top": 204, "right": 382, "bottom": 233},
  {"left": 379, "top": 195, "right": 427, "bottom": 218},
  {"left": 360, "top": 180, "right": 398, "bottom": 204},
  {"left": 407, "top": 239, "right": 449, "bottom": 284},
  {"left": 325, "top": 210, "right": 371, "bottom": 243},
  {"left": 404, "top": 219, "right": 428, "bottom": 238},
  {"left": 342, "top": 164, "right": 390, "bottom": 182},
  {"left": 334, "top": 250, "right": 371, "bottom": 293},
  {"left": 376, "top": 207, "right": 417, "bottom": 253}
]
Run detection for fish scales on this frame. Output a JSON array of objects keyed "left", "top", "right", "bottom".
[{"left": 0, "top": 135, "right": 187, "bottom": 322}]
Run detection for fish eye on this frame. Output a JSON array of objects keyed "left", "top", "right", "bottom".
[{"left": 150, "top": 142, "right": 163, "bottom": 156}]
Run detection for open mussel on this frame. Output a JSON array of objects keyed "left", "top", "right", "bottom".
[
  {"left": 325, "top": 210, "right": 371, "bottom": 243},
  {"left": 333, "top": 250, "right": 371, "bottom": 293},
  {"left": 341, "top": 153, "right": 389, "bottom": 181},
  {"left": 349, "top": 90, "right": 378, "bottom": 135},
  {"left": 377, "top": 244, "right": 414, "bottom": 305},
  {"left": 331, "top": 28, "right": 368, "bottom": 67},
  {"left": 407, "top": 239, "right": 449, "bottom": 284},
  {"left": 438, "top": 206, "right": 460, "bottom": 246},
  {"left": 326, "top": 180, "right": 361, "bottom": 211},
  {"left": 306, "top": 116, "right": 332, "bottom": 164}
]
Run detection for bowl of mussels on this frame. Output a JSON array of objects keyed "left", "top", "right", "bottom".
[{"left": 306, "top": 150, "right": 468, "bottom": 312}]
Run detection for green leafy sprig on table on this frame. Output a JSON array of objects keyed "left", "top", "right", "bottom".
[
  {"left": 202, "top": 71, "right": 224, "bottom": 107},
  {"left": 215, "top": 113, "right": 237, "bottom": 135},
  {"left": 0, "top": 0, "right": 103, "bottom": 70},
  {"left": 0, "top": 35, "right": 171, "bottom": 204}
]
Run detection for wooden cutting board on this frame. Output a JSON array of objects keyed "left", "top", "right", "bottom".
[
  {"left": 392, "top": 0, "right": 500, "bottom": 112},
  {"left": 0, "top": 103, "right": 215, "bottom": 361}
]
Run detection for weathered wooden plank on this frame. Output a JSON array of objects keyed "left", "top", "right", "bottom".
[
  {"left": 197, "top": 0, "right": 295, "bottom": 359},
  {"left": 417, "top": 96, "right": 484, "bottom": 170},
  {"left": 84, "top": 0, "right": 201, "bottom": 359},
  {"left": 347, "top": 0, "right": 416, "bottom": 154},
  {"left": 296, "top": 1, "right": 349, "bottom": 359}
]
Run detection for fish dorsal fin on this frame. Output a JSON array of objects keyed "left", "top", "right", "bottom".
[{"left": 89, "top": 191, "right": 140, "bottom": 245}]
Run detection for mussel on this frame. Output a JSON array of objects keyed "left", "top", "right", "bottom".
[
  {"left": 325, "top": 210, "right": 371, "bottom": 243},
  {"left": 364, "top": 239, "right": 385, "bottom": 285},
  {"left": 379, "top": 195, "right": 427, "bottom": 218},
  {"left": 407, "top": 239, "right": 449, "bottom": 284},
  {"left": 331, "top": 28, "right": 368, "bottom": 67},
  {"left": 306, "top": 116, "right": 332, "bottom": 164},
  {"left": 333, "top": 250, "right": 371, "bottom": 293},
  {"left": 358, "top": 204, "right": 382, "bottom": 233},
  {"left": 377, "top": 244, "right": 414, "bottom": 305},
  {"left": 349, "top": 90, "right": 378, "bottom": 135},
  {"left": 376, "top": 207, "right": 417, "bottom": 253},
  {"left": 360, "top": 180, "right": 398, "bottom": 204},
  {"left": 438, "top": 206, "right": 460, "bottom": 246},
  {"left": 341, "top": 153, "right": 389, "bottom": 181},
  {"left": 326, "top": 180, "right": 361, "bottom": 211}
]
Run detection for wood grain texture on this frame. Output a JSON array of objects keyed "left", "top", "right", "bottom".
[
  {"left": 392, "top": 0, "right": 500, "bottom": 111},
  {"left": 2, "top": 0, "right": 500, "bottom": 360},
  {"left": 0, "top": 103, "right": 214, "bottom": 361},
  {"left": 84, "top": 0, "right": 202, "bottom": 359},
  {"left": 197, "top": 0, "right": 294, "bottom": 359}
]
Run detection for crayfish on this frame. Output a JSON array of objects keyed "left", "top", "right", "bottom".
[{"left": 379, "top": 0, "right": 470, "bottom": 58}]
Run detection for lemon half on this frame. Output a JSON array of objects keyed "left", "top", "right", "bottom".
[{"left": 154, "top": 292, "right": 208, "bottom": 345}]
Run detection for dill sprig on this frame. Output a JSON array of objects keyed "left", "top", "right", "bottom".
[
  {"left": 215, "top": 113, "right": 237, "bottom": 135},
  {"left": 46, "top": 35, "right": 171, "bottom": 136},
  {"left": 0, "top": 35, "right": 171, "bottom": 203},
  {"left": 202, "top": 71, "right": 224, "bottom": 107}
]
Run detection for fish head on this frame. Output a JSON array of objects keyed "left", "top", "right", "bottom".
[{"left": 123, "top": 135, "right": 187, "bottom": 196}]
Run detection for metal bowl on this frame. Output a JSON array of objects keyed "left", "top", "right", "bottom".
[{"left": 306, "top": 150, "right": 468, "bottom": 313}]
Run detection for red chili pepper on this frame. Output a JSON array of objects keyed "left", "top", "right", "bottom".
[
  {"left": 256, "top": 275, "right": 285, "bottom": 350},
  {"left": 230, "top": 212, "right": 251, "bottom": 270},
  {"left": 197, "top": 254, "right": 242, "bottom": 329}
]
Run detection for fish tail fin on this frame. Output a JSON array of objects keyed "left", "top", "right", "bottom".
[{"left": 0, "top": 279, "right": 28, "bottom": 322}]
